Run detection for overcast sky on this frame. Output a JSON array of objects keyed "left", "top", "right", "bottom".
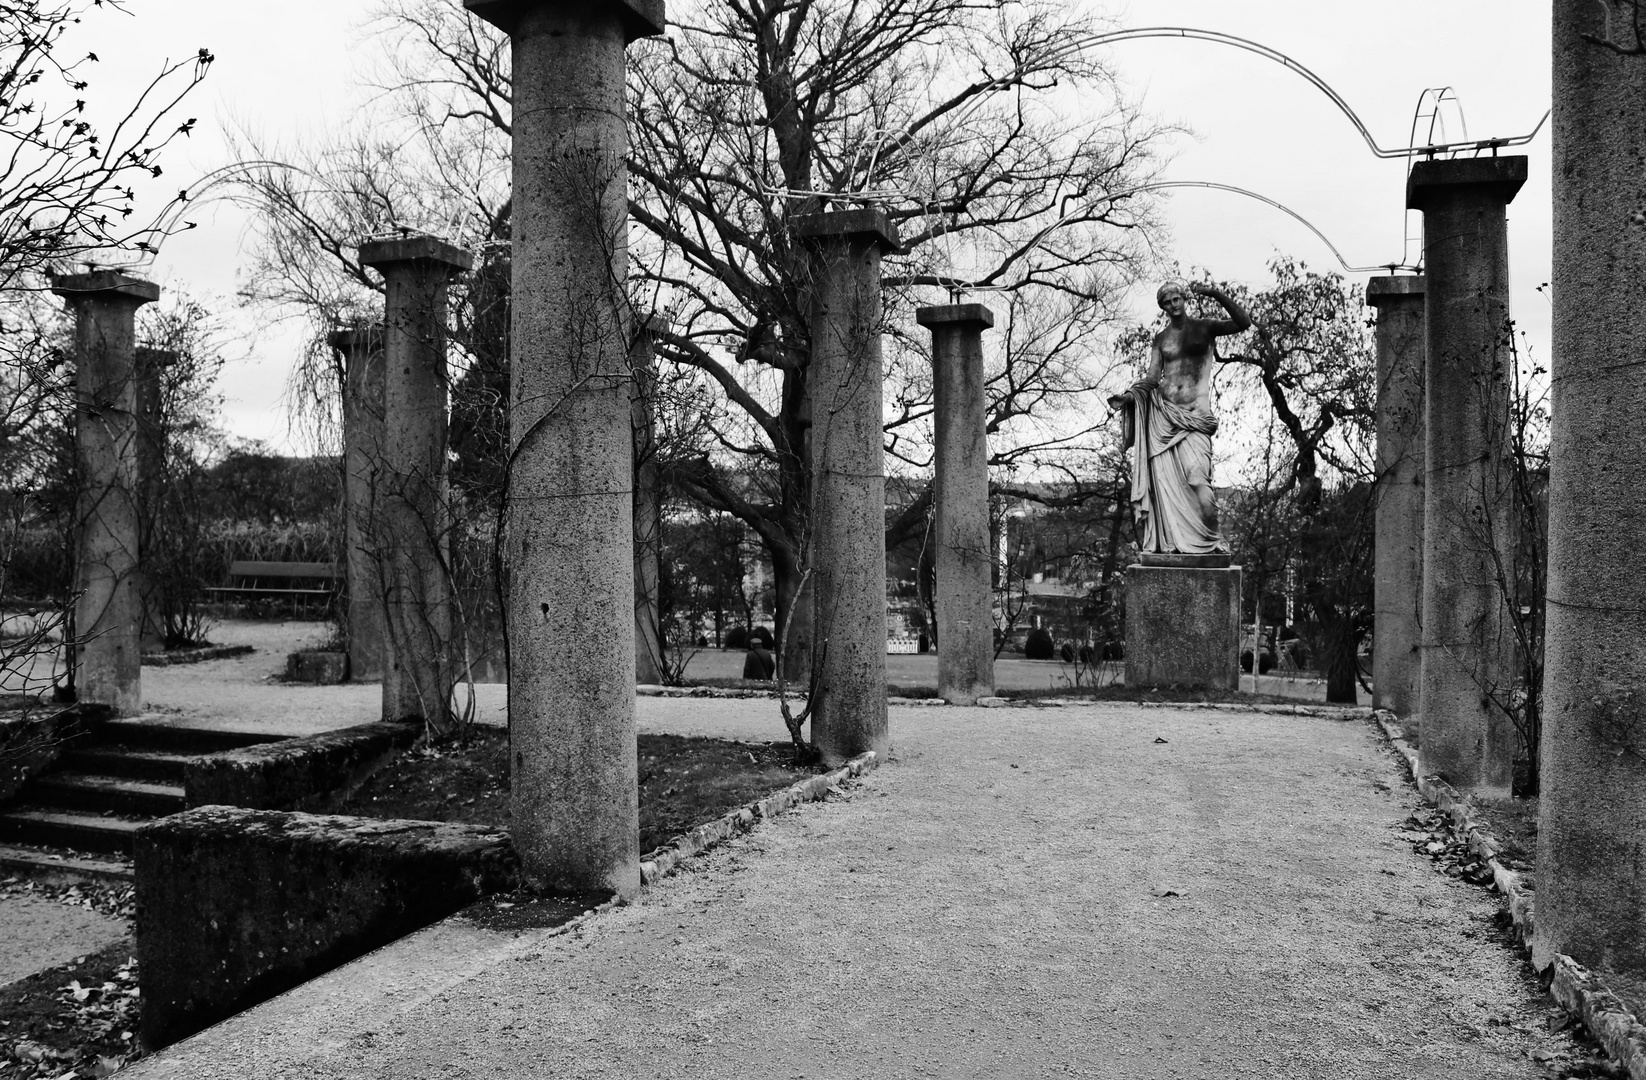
[{"left": 81, "top": 0, "right": 1552, "bottom": 452}]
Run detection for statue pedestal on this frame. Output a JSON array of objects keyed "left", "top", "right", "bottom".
[{"left": 1124, "top": 564, "right": 1241, "bottom": 690}]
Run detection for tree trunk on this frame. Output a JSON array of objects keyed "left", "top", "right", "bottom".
[{"left": 1316, "top": 609, "right": 1360, "bottom": 704}]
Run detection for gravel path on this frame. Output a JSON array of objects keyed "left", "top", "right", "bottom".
[
  {"left": 130, "top": 702, "right": 1565, "bottom": 1079},
  {"left": 0, "top": 894, "right": 125, "bottom": 985}
]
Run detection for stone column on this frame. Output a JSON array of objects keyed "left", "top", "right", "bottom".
[
  {"left": 1533, "top": 7, "right": 1646, "bottom": 976},
  {"left": 1406, "top": 156, "right": 1526, "bottom": 796},
  {"left": 1366, "top": 276, "right": 1426, "bottom": 718},
  {"left": 916, "top": 303, "right": 996, "bottom": 705},
  {"left": 359, "top": 236, "right": 473, "bottom": 733},
  {"left": 51, "top": 271, "right": 159, "bottom": 715},
  {"left": 631, "top": 314, "right": 664, "bottom": 686},
  {"left": 795, "top": 209, "right": 897, "bottom": 764},
  {"left": 329, "top": 326, "right": 386, "bottom": 682},
  {"left": 466, "top": 0, "right": 664, "bottom": 898}
]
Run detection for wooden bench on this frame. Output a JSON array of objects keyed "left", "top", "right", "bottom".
[{"left": 204, "top": 561, "right": 343, "bottom": 609}]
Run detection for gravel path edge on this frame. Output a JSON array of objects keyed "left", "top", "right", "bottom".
[
  {"left": 1374, "top": 709, "right": 1646, "bottom": 1080},
  {"left": 638, "top": 750, "right": 879, "bottom": 886}
]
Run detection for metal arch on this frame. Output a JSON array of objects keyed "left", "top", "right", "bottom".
[
  {"left": 1138, "top": 181, "right": 1418, "bottom": 274},
  {"left": 934, "top": 26, "right": 1548, "bottom": 163}
]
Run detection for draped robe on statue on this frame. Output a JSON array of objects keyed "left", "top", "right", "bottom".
[{"left": 1120, "top": 380, "right": 1227, "bottom": 554}]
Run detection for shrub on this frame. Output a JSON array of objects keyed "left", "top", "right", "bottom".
[
  {"left": 748, "top": 625, "right": 774, "bottom": 649},
  {"left": 1058, "top": 642, "right": 1074, "bottom": 663},
  {"left": 1024, "top": 627, "right": 1054, "bottom": 660},
  {"left": 724, "top": 625, "right": 749, "bottom": 650}
]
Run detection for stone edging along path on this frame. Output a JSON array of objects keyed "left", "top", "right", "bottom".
[
  {"left": 638, "top": 749, "right": 878, "bottom": 885},
  {"left": 1374, "top": 710, "right": 1646, "bottom": 1080},
  {"left": 640, "top": 683, "right": 1367, "bottom": 720},
  {"left": 140, "top": 644, "right": 255, "bottom": 667}
]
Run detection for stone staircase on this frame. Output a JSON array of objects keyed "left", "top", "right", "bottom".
[{"left": 0, "top": 720, "right": 287, "bottom": 865}]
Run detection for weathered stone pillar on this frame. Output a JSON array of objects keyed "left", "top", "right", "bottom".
[
  {"left": 328, "top": 326, "right": 386, "bottom": 682},
  {"left": 1534, "top": 7, "right": 1646, "bottom": 976},
  {"left": 359, "top": 237, "right": 473, "bottom": 733},
  {"left": 1367, "top": 276, "right": 1426, "bottom": 718},
  {"left": 795, "top": 209, "right": 897, "bottom": 764},
  {"left": 916, "top": 303, "right": 995, "bottom": 705},
  {"left": 51, "top": 271, "right": 158, "bottom": 714},
  {"left": 1407, "top": 156, "right": 1525, "bottom": 796},
  {"left": 631, "top": 314, "right": 664, "bottom": 686},
  {"left": 466, "top": 0, "right": 664, "bottom": 897}
]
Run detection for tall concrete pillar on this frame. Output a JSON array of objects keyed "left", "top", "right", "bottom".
[
  {"left": 1366, "top": 276, "right": 1425, "bottom": 718},
  {"left": 466, "top": 0, "right": 664, "bottom": 898},
  {"left": 51, "top": 271, "right": 159, "bottom": 714},
  {"left": 359, "top": 236, "right": 473, "bottom": 733},
  {"left": 329, "top": 326, "right": 387, "bottom": 682},
  {"left": 1407, "top": 156, "right": 1526, "bottom": 797},
  {"left": 795, "top": 209, "right": 897, "bottom": 764},
  {"left": 631, "top": 314, "right": 664, "bottom": 686},
  {"left": 1534, "top": 7, "right": 1646, "bottom": 976},
  {"left": 916, "top": 303, "right": 996, "bottom": 705}
]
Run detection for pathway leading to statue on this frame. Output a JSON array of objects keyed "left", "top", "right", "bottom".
[{"left": 128, "top": 700, "right": 1567, "bottom": 1079}]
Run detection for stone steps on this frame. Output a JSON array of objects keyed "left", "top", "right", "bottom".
[
  {"left": 27, "top": 773, "right": 186, "bottom": 816},
  {"left": 0, "top": 721, "right": 289, "bottom": 861},
  {"left": 0, "top": 807, "right": 144, "bottom": 855}
]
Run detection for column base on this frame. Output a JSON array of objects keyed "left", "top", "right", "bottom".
[{"left": 1124, "top": 564, "right": 1241, "bottom": 690}]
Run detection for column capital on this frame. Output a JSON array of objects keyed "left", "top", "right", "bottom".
[
  {"left": 794, "top": 208, "right": 902, "bottom": 255},
  {"left": 327, "top": 325, "right": 385, "bottom": 351},
  {"left": 1365, "top": 275, "right": 1425, "bottom": 307},
  {"left": 49, "top": 270, "right": 160, "bottom": 306},
  {"left": 358, "top": 234, "right": 474, "bottom": 274},
  {"left": 916, "top": 303, "right": 995, "bottom": 330},
  {"left": 465, "top": 0, "right": 665, "bottom": 41},
  {"left": 1406, "top": 155, "right": 1528, "bottom": 211}
]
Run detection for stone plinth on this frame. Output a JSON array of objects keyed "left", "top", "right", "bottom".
[
  {"left": 1407, "top": 155, "right": 1525, "bottom": 796},
  {"left": 1124, "top": 565, "right": 1241, "bottom": 690},
  {"left": 916, "top": 303, "right": 995, "bottom": 705},
  {"left": 1367, "top": 275, "right": 1426, "bottom": 718},
  {"left": 1534, "top": 6, "right": 1646, "bottom": 978},
  {"left": 328, "top": 326, "right": 386, "bottom": 682},
  {"left": 631, "top": 314, "right": 665, "bottom": 685},
  {"left": 51, "top": 271, "right": 160, "bottom": 715},
  {"left": 796, "top": 209, "right": 898, "bottom": 764},
  {"left": 359, "top": 236, "right": 472, "bottom": 736},
  {"left": 466, "top": 0, "right": 665, "bottom": 898}
]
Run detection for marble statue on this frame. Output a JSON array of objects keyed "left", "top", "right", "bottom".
[{"left": 1108, "top": 280, "right": 1252, "bottom": 555}]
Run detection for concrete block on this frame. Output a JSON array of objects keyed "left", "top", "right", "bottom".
[
  {"left": 135, "top": 807, "right": 518, "bottom": 1048},
  {"left": 286, "top": 650, "right": 349, "bottom": 684},
  {"left": 183, "top": 723, "right": 421, "bottom": 811},
  {"left": 1123, "top": 565, "right": 1240, "bottom": 690}
]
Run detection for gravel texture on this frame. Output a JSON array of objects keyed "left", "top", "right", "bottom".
[
  {"left": 0, "top": 893, "right": 126, "bottom": 985},
  {"left": 128, "top": 703, "right": 1571, "bottom": 1079}
]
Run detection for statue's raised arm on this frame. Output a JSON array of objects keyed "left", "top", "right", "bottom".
[{"left": 1107, "top": 280, "right": 1247, "bottom": 558}]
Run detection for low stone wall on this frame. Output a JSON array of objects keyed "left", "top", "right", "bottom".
[
  {"left": 184, "top": 722, "right": 419, "bottom": 811},
  {"left": 135, "top": 807, "right": 518, "bottom": 1049},
  {"left": 140, "top": 644, "right": 255, "bottom": 667}
]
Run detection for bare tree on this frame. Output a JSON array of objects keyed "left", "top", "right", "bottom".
[
  {"left": 1206, "top": 258, "right": 1377, "bottom": 704},
  {"left": 0, "top": 0, "right": 212, "bottom": 292},
  {"left": 230, "top": 0, "right": 1169, "bottom": 689}
]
